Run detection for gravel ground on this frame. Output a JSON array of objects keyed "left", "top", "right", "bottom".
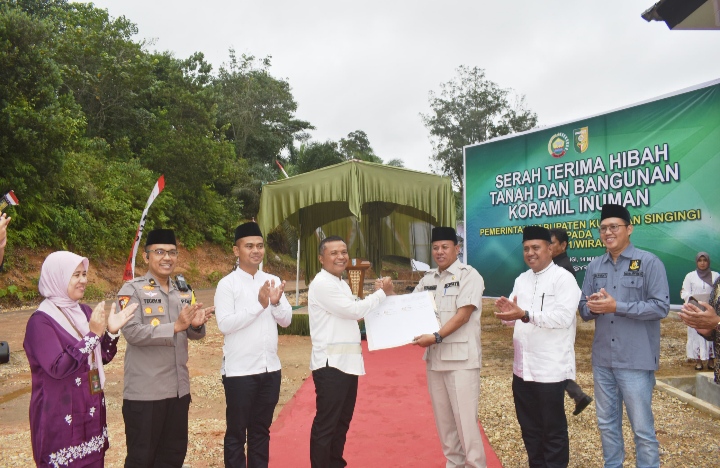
[{"left": 3, "top": 298, "right": 720, "bottom": 467}]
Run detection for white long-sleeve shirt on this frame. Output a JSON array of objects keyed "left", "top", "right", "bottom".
[
  {"left": 509, "top": 262, "right": 581, "bottom": 383},
  {"left": 680, "top": 270, "right": 719, "bottom": 303},
  {"left": 308, "top": 268, "right": 387, "bottom": 375},
  {"left": 214, "top": 268, "right": 292, "bottom": 377}
]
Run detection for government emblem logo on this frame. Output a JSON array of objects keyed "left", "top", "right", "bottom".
[
  {"left": 151, "top": 318, "right": 160, "bottom": 326},
  {"left": 548, "top": 133, "right": 570, "bottom": 158},
  {"left": 629, "top": 259, "right": 641, "bottom": 271},
  {"left": 574, "top": 127, "right": 588, "bottom": 153}
]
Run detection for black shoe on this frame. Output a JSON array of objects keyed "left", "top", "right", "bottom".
[{"left": 573, "top": 395, "right": 593, "bottom": 416}]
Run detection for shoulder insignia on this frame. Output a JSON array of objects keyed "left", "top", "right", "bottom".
[{"left": 118, "top": 296, "right": 131, "bottom": 310}]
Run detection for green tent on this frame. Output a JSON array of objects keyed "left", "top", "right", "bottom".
[{"left": 257, "top": 160, "right": 456, "bottom": 284}]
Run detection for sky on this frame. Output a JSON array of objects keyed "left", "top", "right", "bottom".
[{"left": 88, "top": 0, "right": 720, "bottom": 173}]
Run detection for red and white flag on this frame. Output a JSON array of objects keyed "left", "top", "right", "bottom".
[
  {"left": 0, "top": 190, "right": 19, "bottom": 212},
  {"left": 123, "top": 176, "right": 165, "bottom": 281}
]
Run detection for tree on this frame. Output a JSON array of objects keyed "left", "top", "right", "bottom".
[
  {"left": 215, "top": 51, "right": 313, "bottom": 166},
  {"left": 421, "top": 66, "right": 537, "bottom": 189},
  {"left": 338, "top": 130, "right": 382, "bottom": 163},
  {"left": 0, "top": 6, "right": 85, "bottom": 245},
  {"left": 295, "top": 141, "right": 344, "bottom": 174}
]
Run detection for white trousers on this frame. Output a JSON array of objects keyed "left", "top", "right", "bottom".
[{"left": 427, "top": 368, "right": 486, "bottom": 468}]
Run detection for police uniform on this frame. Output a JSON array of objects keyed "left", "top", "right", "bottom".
[
  {"left": 414, "top": 258, "right": 486, "bottom": 468},
  {"left": 119, "top": 271, "right": 205, "bottom": 467}
]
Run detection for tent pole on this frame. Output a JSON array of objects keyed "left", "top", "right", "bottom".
[{"left": 296, "top": 233, "right": 301, "bottom": 306}]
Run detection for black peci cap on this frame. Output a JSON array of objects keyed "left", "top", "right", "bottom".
[
  {"left": 522, "top": 225, "right": 551, "bottom": 242},
  {"left": 234, "top": 222, "right": 263, "bottom": 242},
  {"left": 600, "top": 203, "right": 631, "bottom": 223},
  {"left": 145, "top": 229, "right": 176, "bottom": 247}
]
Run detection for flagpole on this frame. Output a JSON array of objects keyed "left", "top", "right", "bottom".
[{"left": 123, "top": 175, "right": 165, "bottom": 281}]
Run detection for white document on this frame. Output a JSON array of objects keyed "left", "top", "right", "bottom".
[{"left": 364, "top": 292, "right": 439, "bottom": 351}]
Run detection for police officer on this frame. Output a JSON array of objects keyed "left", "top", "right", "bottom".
[
  {"left": 118, "top": 229, "right": 214, "bottom": 467},
  {"left": 412, "top": 226, "right": 486, "bottom": 468}
]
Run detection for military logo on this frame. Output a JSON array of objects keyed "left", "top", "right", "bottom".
[
  {"left": 629, "top": 259, "right": 641, "bottom": 271},
  {"left": 145, "top": 307, "right": 152, "bottom": 314},
  {"left": 573, "top": 127, "right": 588, "bottom": 153},
  {"left": 151, "top": 318, "right": 160, "bottom": 326},
  {"left": 118, "top": 295, "right": 131, "bottom": 310},
  {"left": 158, "top": 306, "right": 164, "bottom": 314},
  {"left": 142, "top": 285, "right": 155, "bottom": 291},
  {"left": 144, "top": 291, "right": 159, "bottom": 297},
  {"left": 548, "top": 133, "right": 570, "bottom": 158}
]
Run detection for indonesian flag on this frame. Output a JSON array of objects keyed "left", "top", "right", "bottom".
[
  {"left": 0, "top": 190, "right": 19, "bottom": 212},
  {"left": 123, "top": 176, "right": 165, "bottom": 281}
]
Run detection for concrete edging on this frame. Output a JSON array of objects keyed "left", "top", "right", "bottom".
[{"left": 655, "top": 380, "right": 720, "bottom": 419}]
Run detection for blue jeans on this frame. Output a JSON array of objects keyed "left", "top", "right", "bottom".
[{"left": 593, "top": 366, "right": 659, "bottom": 468}]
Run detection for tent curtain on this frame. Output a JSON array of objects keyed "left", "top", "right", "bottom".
[{"left": 258, "top": 160, "right": 456, "bottom": 281}]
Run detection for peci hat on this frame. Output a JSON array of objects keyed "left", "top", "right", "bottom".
[
  {"left": 431, "top": 227, "right": 457, "bottom": 244},
  {"left": 235, "top": 222, "right": 263, "bottom": 242},
  {"left": 522, "top": 225, "right": 551, "bottom": 242},
  {"left": 145, "top": 229, "right": 176, "bottom": 247},
  {"left": 600, "top": 203, "right": 630, "bottom": 223}
]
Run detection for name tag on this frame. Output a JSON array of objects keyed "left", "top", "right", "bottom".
[{"left": 424, "top": 286, "right": 437, "bottom": 291}]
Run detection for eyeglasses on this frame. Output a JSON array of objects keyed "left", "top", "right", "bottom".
[
  {"left": 598, "top": 224, "right": 629, "bottom": 234},
  {"left": 146, "top": 249, "right": 179, "bottom": 258}
]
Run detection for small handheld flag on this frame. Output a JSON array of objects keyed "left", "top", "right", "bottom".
[{"left": 0, "top": 190, "right": 19, "bottom": 212}]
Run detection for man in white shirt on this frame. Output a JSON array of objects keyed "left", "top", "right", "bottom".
[
  {"left": 308, "top": 235, "right": 393, "bottom": 468},
  {"left": 214, "top": 222, "right": 292, "bottom": 468},
  {"left": 495, "top": 225, "right": 581, "bottom": 468}
]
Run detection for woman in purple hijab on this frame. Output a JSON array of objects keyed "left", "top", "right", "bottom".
[{"left": 23, "top": 251, "right": 137, "bottom": 467}]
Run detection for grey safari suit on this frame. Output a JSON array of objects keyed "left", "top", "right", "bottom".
[
  {"left": 118, "top": 272, "right": 205, "bottom": 400},
  {"left": 414, "top": 259, "right": 486, "bottom": 468}
]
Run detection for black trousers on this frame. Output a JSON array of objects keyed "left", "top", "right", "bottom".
[
  {"left": 310, "top": 364, "right": 358, "bottom": 468},
  {"left": 222, "top": 370, "right": 282, "bottom": 468},
  {"left": 512, "top": 374, "right": 569, "bottom": 468},
  {"left": 122, "top": 394, "right": 191, "bottom": 468}
]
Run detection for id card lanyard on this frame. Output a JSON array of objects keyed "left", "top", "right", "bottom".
[{"left": 59, "top": 309, "right": 103, "bottom": 395}]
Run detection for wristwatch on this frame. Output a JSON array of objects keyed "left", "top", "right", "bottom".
[
  {"left": 520, "top": 310, "right": 530, "bottom": 323},
  {"left": 433, "top": 332, "right": 443, "bottom": 343}
]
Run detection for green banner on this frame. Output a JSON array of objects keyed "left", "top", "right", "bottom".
[{"left": 464, "top": 80, "right": 720, "bottom": 303}]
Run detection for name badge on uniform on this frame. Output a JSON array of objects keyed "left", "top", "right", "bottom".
[
  {"left": 424, "top": 286, "right": 437, "bottom": 291},
  {"left": 88, "top": 369, "right": 102, "bottom": 395}
]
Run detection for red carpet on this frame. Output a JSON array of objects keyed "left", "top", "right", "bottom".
[{"left": 269, "top": 341, "right": 502, "bottom": 467}]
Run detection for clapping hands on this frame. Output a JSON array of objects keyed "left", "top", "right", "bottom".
[
  {"left": 258, "top": 279, "right": 285, "bottom": 308},
  {"left": 89, "top": 301, "right": 137, "bottom": 336}
]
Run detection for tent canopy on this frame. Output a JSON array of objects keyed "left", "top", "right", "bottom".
[{"left": 257, "top": 160, "right": 456, "bottom": 281}]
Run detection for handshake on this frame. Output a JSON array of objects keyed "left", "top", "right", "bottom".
[{"left": 374, "top": 277, "right": 395, "bottom": 295}]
